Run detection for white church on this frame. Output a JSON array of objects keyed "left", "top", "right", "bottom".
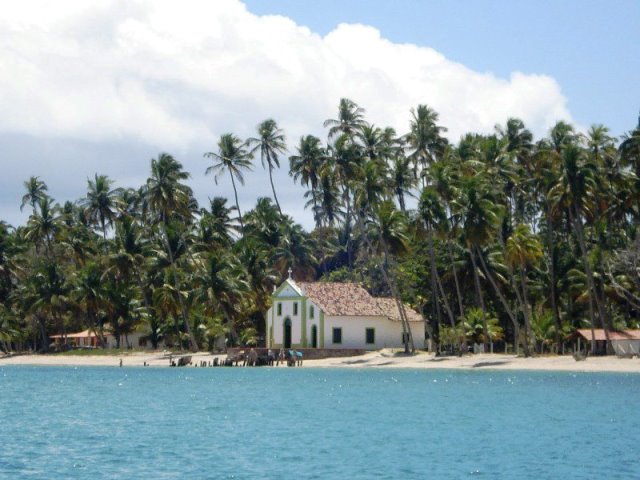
[{"left": 266, "top": 276, "right": 425, "bottom": 350}]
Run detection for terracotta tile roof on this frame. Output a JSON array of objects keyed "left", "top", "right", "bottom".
[
  {"left": 376, "top": 297, "right": 424, "bottom": 323},
  {"left": 49, "top": 329, "right": 112, "bottom": 339},
  {"left": 575, "top": 329, "right": 640, "bottom": 341},
  {"left": 296, "top": 281, "right": 422, "bottom": 322}
]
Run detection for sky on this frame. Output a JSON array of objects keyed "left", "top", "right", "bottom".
[{"left": 0, "top": 0, "right": 638, "bottom": 230}]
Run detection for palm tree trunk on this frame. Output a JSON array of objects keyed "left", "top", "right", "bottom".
[
  {"left": 469, "top": 246, "right": 489, "bottom": 352},
  {"left": 344, "top": 186, "right": 353, "bottom": 270},
  {"left": 447, "top": 240, "right": 465, "bottom": 319},
  {"left": 269, "top": 165, "right": 283, "bottom": 216},
  {"left": 398, "top": 190, "right": 406, "bottom": 213},
  {"left": 311, "top": 187, "right": 321, "bottom": 229},
  {"left": 356, "top": 213, "right": 414, "bottom": 353},
  {"left": 474, "top": 245, "right": 527, "bottom": 356},
  {"left": 519, "top": 266, "right": 534, "bottom": 356},
  {"left": 229, "top": 171, "right": 244, "bottom": 234},
  {"left": 569, "top": 206, "right": 612, "bottom": 354},
  {"left": 159, "top": 222, "right": 198, "bottom": 352},
  {"left": 427, "top": 225, "right": 457, "bottom": 351},
  {"left": 545, "top": 204, "right": 562, "bottom": 351}
]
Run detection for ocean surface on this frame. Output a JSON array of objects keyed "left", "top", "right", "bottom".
[{"left": 0, "top": 366, "right": 639, "bottom": 479}]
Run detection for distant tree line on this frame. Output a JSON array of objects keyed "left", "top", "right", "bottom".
[{"left": 1, "top": 99, "right": 639, "bottom": 355}]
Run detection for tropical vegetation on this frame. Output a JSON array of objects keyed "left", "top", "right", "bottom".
[{"left": 1, "top": 101, "right": 639, "bottom": 356}]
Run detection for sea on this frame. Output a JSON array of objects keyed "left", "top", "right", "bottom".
[{"left": 0, "top": 366, "right": 638, "bottom": 479}]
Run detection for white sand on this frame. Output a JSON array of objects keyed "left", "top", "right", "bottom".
[{"left": 1, "top": 349, "right": 640, "bottom": 373}]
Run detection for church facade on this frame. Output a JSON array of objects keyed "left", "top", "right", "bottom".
[{"left": 266, "top": 278, "right": 425, "bottom": 350}]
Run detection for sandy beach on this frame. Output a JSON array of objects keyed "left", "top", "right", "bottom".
[{"left": 1, "top": 349, "right": 640, "bottom": 373}]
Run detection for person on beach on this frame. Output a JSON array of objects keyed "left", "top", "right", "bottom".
[
  {"left": 296, "top": 350, "right": 303, "bottom": 366},
  {"left": 277, "top": 348, "right": 285, "bottom": 366}
]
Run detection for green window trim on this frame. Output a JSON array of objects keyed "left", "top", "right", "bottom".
[
  {"left": 277, "top": 303, "right": 282, "bottom": 316},
  {"left": 293, "top": 302, "right": 298, "bottom": 315},
  {"left": 301, "top": 298, "right": 307, "bottom": 346},
  {"left": 309, "top": 306, "right": 315, "bottom": 319}
]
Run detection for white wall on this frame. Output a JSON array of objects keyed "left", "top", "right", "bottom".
[
  {"left": 266, "top": 296, "right": 426, "bottom": 350},
  {"left": 106, "top": 332, "right": 148, "bottom": 349},
  {"left": 323, "top": 316, "right": 425, "bottom": 350},
  {"left": 270, "top": 297, "right": 304, "bottom": 346},
  {"left": 613, "top": 340, "right": 640, "bottom": 355}
]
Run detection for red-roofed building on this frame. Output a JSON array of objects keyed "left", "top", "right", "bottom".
[
  {"left": 573, "top": 329, "right": 640, "bottom": 355},
  {"left": 266, "top": 277, "right": 425, "bottom": 350}
]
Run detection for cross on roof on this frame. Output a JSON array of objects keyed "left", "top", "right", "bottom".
[{"left": 287, "top": 267, "right": 292, "bottom": 279}]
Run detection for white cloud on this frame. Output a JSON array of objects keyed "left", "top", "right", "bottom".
[
  {"left": 0, "top": 0, "right": 572, "bottom": 145},
  {"left": 0, "top": 0, "right": 573, "bottom": 228}
]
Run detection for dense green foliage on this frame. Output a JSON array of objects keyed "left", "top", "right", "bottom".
[{"left": 1, "top": 100, "right": 639, "bottom": 355}]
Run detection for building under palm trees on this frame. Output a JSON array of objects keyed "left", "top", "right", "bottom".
[{"left": 266, "top": 275, "right": 424, "bottom": 350}]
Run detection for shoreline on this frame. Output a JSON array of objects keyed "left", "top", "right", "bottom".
[{"left": 2, "top": 350, "right": 640, "bottom": 373}]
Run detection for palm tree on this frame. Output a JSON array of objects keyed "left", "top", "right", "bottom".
[
  {"left": 419, "top": 187, "right": 458, "bottom": 351},
  {"left": 82, "top": 174, "right": 121, "bottom": 241},
  {"left": 204, "top": 134, "right": 253, "bottom": 233},
  {"left": 194, "top": 252, "right": 250, "bottom": 345},
  {"left": 323, "top": 98, "right": 366, "bottom": 139},
  {"left": 247, "top": 119, "right": 287, "bottom": 215},
  {"left": 20, "top": 176, "right": 48, "bottom": 214},
  {"left": 75, "top": 261, "right": 107, "bottom": 347},
  {"left": 406, "top": 104, "right": 448, "bottom": 183},
  {"left": 274, "top": 221, "right": 318, "bottom": 280},
  {"left": 144, "top": 153, "right": 198, "bottom": 351},
  {"left": 549, "top": 144, "right": 609, "bottom": 353},
  {"left": 145, "top": 153, "right": 193, "bottom": 224},
  {"left": 366, "top": 200, "right": 415, "bottom": 353},
  {"left": 505, "top": 224, "right": 543, "bottom": 353},
  {"left": 619, "top": 124, "right": 640, "bottom": 177},
  {"left": 306, "top": 170, "right": 343, "bottom": 227},
  {"left": 197, "top": 197, "right": 238, "bottom": 250},
  {"left": 390, "top": 156, "right": 415, "bottom": 213},
  {"left": 25, "top": 197, "right": 59, "bottom": 254},
  {"left": 451, "top": 174, "right": 504, "bottom": 350},
  {"left": 290, "top": 135, "right": 325, "bottom": 227}
]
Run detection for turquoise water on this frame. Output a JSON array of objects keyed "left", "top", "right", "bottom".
[{"left": 1, "top": 367, "right": 639, "bottom": 479}]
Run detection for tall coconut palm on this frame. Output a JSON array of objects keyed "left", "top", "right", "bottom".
[
  {"left": 144, "top": 153, "right": 198, "bottom": 351},
  {"left": 197, "top": 197, "right": 238, "bottom": 250},
  {"left": 20, "top": 176, "right": 48, "bottom": 214},
  {"left": 82, "top": 174, "right": 121, "bottom": 241},
  {"left": 247, "top": 119, "right": 287, "bottom": 215},
  {"left": 391, "top": 155, "right": 415, "bottom": 213},
  {"left": 406, "top": 104, "right": 448, "bottom": 183},
  {"left": 204, "top": 134, "right": 253, "bottom": 233},
  {"left": 305, "top": 170, "right": 343, "bottom": 227},
  {"left": 74, "top": 261, "right": 107, "bottom": 347},
  {"left": 365, "top": 200, "right": 415, "bottom": 353},
  {"left": 323, "top": 98, "right": 366, "bottom": 139},
  {"left": 451, "top": 174, "right": 504, "bottom": 350},
  {"left": 505, "top": 224, "right": 544, "bottom": 354},
  {"left": 25, "top": 197, "right": 59, "bottom": 254},
  {"left": 290, "top": 135, "right": 326, "bottom": 227},
  {"left": 146, "top": 154, "right": 193, "bottom": 224},
  {"left": 619, "top": 125, "right": 640, "bottom": 177},
  {"left": 194, "top": 252, "right": 250, "bottom": 345},
  {"left": 549, "top": 144, "right": 611, "bottom": 353},
  {"left": 419, "top": 187, "right": 458, "bottom": 351}
]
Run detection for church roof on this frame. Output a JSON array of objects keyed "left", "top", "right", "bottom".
[
  {"left": 296, "top": 282, "right": 422, "bottom": 322},
  {"left": 375, "top": 297, "right": 424, "bottom": 323}
]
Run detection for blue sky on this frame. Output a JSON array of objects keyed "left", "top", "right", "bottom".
[
  {"left": 246, "top": 0, "right": 640, "bottom": 136},
  {"left": 0, "top": 0, "right": 638, "bottom": 229}
]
